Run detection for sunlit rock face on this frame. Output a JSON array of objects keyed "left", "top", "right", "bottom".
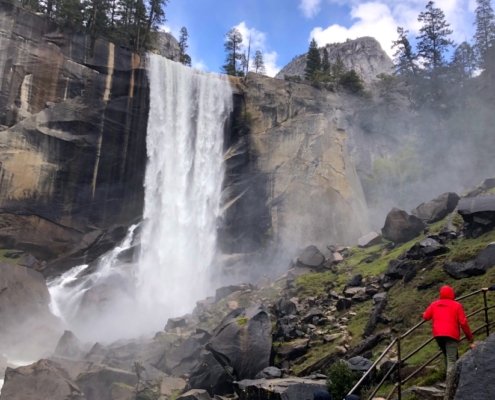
[
  {"left": 221, "top": 73, "right": 370, "bottom": 256},
  {"left": 0, "top": 2, "right": 149, "bottom": 266},
  {"left": 275, "top": 37, "right": 394, "bottom": 84}
]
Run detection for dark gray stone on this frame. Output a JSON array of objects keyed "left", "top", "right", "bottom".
[
  {"left": 336, "top": 297, "right": 353, "bottom": 311},
  {"left": 165, "top": 317, "right": 188, "bottom": 331},
  {"left": 297, "top": 245, "right": 325, "bottom": 268},
  {"left": 210, "top": 304, "right": 272, "bottom": 380},
  {"left": 254, "top": 366, "right": 283, "bottom": 379},
  {"left": 358, "top": 232, "right": 382, "bottom": 248},
  {"left": 76, "top": 366, "right": 137, "bottom": 400},
  {"left": 382, "top": 208, "right": 427, "bottom": 243},
  {"left": 54, "top": 330, "right": 85, "bottom": 360},
  {"left": 302, "top": 308, "right": 324, "bottom": 323},
  {"left": 346, "top": 274, "right": 363, "bottom": 287},
  {"left": 235, "top": 378, "right": 326, "bottom": 400},
  {"left": 458, "top": 194, "right": 495, "bottom": 237},
  {"left": 17, "top": 254, "right": 38, "bottom": 268},
  {"left": 385, "top": 259, "right": 417, "bottom": 280},
  {"left": 443, "top": 262, "right": 484, "bottom": 279},
  {"left": 276, "top": 298, "right": 298, "bottom": 317},
  {"left": 188, "top": 351, "right": 233, "bottom": 396},
  {"left": 412, "top": 192, "right": 460, "bottom": 223},
  {"left": 215, "top": 284, "right": 250, "bottom": 302},
  {"left": 276, "top": 339, "right": 310, "bottom": 362},
  {"left": 164, "top": 336, "right": 202, "bottom": 377},
  {"left": 348, "top": 356, "right": 373, "bottom": 372}
]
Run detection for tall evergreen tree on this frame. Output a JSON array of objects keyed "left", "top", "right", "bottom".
[
  {"left": 305, "top": 38, "right": 321, "bottom": 79},
  {"left": 222, "top": 28, "right": 244, "bottom": 76},
  {"left": 392, "top": 27, "right": 418, "bottom": 76},
  {"left": 473, "top": 0, "right": 495, "bottom": 67},
  {"left": 179, "top": 27, "right": 191, "bottom": 66},
  {"left": 451, "top": 42, "right": 477, "bottom": 81},
  {"left": 331, "top": 53, "right": 345, "bottom": 80},
  {"left": 253, "top": 50, "right": 266, "bottom": 74},
  {"left": 416, "top": 1, "right": 454, "bottom": 72},
  {"left": 321, "top": 47, "right": 331, "bottom": 73}
]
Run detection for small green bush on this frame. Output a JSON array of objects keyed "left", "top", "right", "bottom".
[
  {"left": 339, "top": 69, "right": 364, "bottom": 93},
  {"left": 236, "top": 317, "right": 248, "bottom": 325},
  {"left": 326, "top": 360, "right": 361, "bottom": 400},
  {"left": 284, "top": 74, "right": 302, "bottom": 82}
]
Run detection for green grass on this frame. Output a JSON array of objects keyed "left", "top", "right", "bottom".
[
  {"left": 291, "top": 341, "right": 338, "bottom": 375},
  {"left": 0, "top": 250, "right": 21, "bottom": 265},
  {"left": 236, "top": 317, "right": 248, "bottom": 325}
]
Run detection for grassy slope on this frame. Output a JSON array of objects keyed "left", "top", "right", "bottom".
[
  {"left": 0, "top": 250, "right": 20, "bottom": 265},
  {"left": 295, "top": 213, "right": 495, "bottom": 391}
]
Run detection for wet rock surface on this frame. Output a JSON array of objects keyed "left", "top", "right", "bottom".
[
  {"left": 382, "top": 208, "right": 427, "bottom": 243},
  {"left": 412, "top": 192, "right": 460, "bottom": 223}
]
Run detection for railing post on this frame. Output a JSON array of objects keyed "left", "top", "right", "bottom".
[
  {"left": 397, "top": 337, "right": 402, "bottom": 400},
  {"left": 484, "top": 290, "right": 490, "bottom": 337}
]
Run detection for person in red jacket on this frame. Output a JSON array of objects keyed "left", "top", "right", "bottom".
[{"left": 423, "top": 286, "right": 475, "bottom": 373}]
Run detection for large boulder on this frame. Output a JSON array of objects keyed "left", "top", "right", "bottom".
[
  {"left": 443, "top": 243, "right": 495, "bottom": 279},
  {"left": 444, "top": 332, "right": 495, "bottom": 400},
  {"left": 385, "top": 259, "right": 417, "bottom": 280},
  {"left": 276, "top": 339, "right": 310, "bottom": 362},
  {"left": 54, "top": 330, "right": 86, "bottom": 360},
  {"left": 1, "top": 359, "right": 86, "bottom": 400},
  {"left": 382, "top": 208, "right": 426, "bottom": 243},
  {"left": 210, "top": 304, "right": 272, "bottom": 380},
  {"left": 187, "top": 351, "right": 233, "bottom": 396},
  {"left": 162, "top": 336, "right": 202, "bottom": 377},
  {"left": 76, "top": 366, "right": 138, "bottom": 400},
  {"left": 412, "top": 192, "right": 460, "bottom": 223},
  {"left": 458, "top": 194, "right": 495, "bottom": 237},
  {"left": 235, "top": 377, "right": 326, "bottom": 400},
  {"left": 358, "top": 232, "right": 382, "bottom": 248},
  {"left": 296, "top": 246, "right": 325, "bottom": 268},
  {"left": 0, "top": 262, "right": 61, "bottom": 358}
]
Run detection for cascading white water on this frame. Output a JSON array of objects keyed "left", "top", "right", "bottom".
[
  {"left": 137, "top": 54, "right": 233, "bottom": 314},
  {"left": 48, "top": 55, "right": 233, "bottom": 339}
]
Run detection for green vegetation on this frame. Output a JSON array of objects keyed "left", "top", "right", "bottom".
[
  {"left": 326, "top": 360, "right": 361, "bottom": 400},
  {"left": 0, "top": 250, "right": 21, "bottom": 265},
  {"left": 292, "top": 341, "right": 338, "bottom": 376},
  {"left": 222, "top": 28, "right": 245, "bottom": 76},
  {"left": 236, "top": 317, "right": 248, "bottom": 326}
]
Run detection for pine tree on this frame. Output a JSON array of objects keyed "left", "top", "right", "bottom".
[
  {"left": 392, "top": 27, "right": 418, "bottom": 76},
  {"left": 321, "top": 47, "right": 330, "bottom": 73},
  {"left": 305, "top": 38, "right": 321, "bottom": 80},
  {"left": 451, "top": 42, "right": 477, "bottom": 81},
  {"left": 222, "top": 28, "right": 243, "bottom": 76},
  {"left": 416, "top": 1, "right": 454, "bottom": 72},
  {"left": 332, "top": 53, "right": 345, "bottom": 80},
  {"left": 179, "top": 27, "right": 192, "bottom": 66},
  {"left": 253, "top": 50, "right": 266, "bottom": 74},
  {"left": 473, "top": 0, "right": 495, "bottom": 67}
]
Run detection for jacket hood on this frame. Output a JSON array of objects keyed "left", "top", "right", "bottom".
[{"left": 440, "top": 286, "right": 455, "bottom": 300}]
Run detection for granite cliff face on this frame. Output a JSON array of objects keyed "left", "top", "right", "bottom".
[
  {"left": 275, "top": 37, "right": 393, "bottom": 84},
  {"left": 221, "top": 73, "right": 370, "bottom": 259},
  {"left": 0, "top": 2, "right": 149, "bottom": 270}
]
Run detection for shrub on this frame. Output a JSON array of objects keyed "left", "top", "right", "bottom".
[
  {"left": 339, "top": 69, "right": 364, "bottom": 93},
  {"left": 326, "top": 360, "right": 361, "bottom": 400},
  {"left": 284, "top": 74, "right": 302, "bottom": 82}
]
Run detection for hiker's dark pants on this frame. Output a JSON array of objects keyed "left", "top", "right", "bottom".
[{"left": 435, "top": 336, "right": 458, "bottom": 372}]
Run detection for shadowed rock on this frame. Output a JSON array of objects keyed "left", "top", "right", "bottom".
[
  {"left": 297, "top": 246, "right": 325, "bottom": 268},
  {"left": 187, "top": 351, "right": 233, "bottom": 396},
  {"left": 54, "top": 330, "right": 86, "bottom": 360},
  {"left": 412, "top": 192, "right": 460, "bottom": 223},
  {"left": 235, "top": 378, "right": 326, "bottom": 400},
  {"left": 382, "top": 208, "right": 426, "bottom": 243},
  {"left": 358, "top": 232, "right": 382, "bottom": 248}
]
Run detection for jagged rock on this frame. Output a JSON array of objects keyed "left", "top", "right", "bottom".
[
  {"left": 76, "top": 366, "right": 138, "bottom": 400},
  {"left": 235, "top": 377, "right": 326, "bottom": 400},
  {"left": 402, "top": 386, "right": 444, "bottom": 400},
  {"left": 54, "top": 330, "right": 86, "bottom": 360},
  {"left": 458, "top": 194, "right": 495, "bottom": 237},
  {"left": 4, "top": 249, "right": 24, "bottom": 259},
  {"left": 163, "top": 336, "right": 202, "bottom": 377},
  {"left": 254, "top": 366, "right": 283, "bottom": 379},
  {"left": 373, "top": 292, "right": 387, "bottom": 304},
  {"left": 2, "top": 359, "right": 86, "bottom": 400},
  {"left": 346, "top": 274, "right": 363, "bottom": 287},
  {"left": 336, "top": 297, "right": 353, "bottom": 311},
  {"left": 210, "top": 304, "right": 271, "bottom": 380},
  {"left": 177, "top": 389, "right": 212, "bottom": 400},
  {"left": 343, "top": 286, "right": 366, "bottom": 298},
  {"left": 382, "top": 208, "right": 427, "bottom": 243},
  {"left": 192, "top": 329, "right": 212, "bottom": 345},
  {"left": 160, "top": 377, "right": 187, "bottom": 396},
  {"left": 412, "top": 192, "right": 460, "bottom": 223},
  {"left": 417, "top": 238, "right": 449, "bottom": 257},
  {"left": 323, "top": 334, "right": 342, "bottom": 343},
  {"left": 188, "top": 351, "right": 233, "bottom": 396},
  {"left": 276, "top": 339, "right": 310, "bottom": 362},
  {"left": 385, "top": 259, "right": 417, "bottom": 280},
  {"left": 297, "top": 246, "right": 325, "bottom": 268},
  {"left": 475, "top": 242, "right": 495, "bottom": 270},
  {"left": 276, "top": 298, "right": 298, "bottom": 317},
  {"left": 363, "top": 294, "right": 387, "bottom": 338},
  {"left": 48, "top": 357, "right": 102, "bottom": 381},
  {"left": 18, "top": 253, "right": 38, "bottom": 269},
  {"left": 302, "top": 308, "right": 324, "bottom": 323},
  {"left": 165, "top": 317, "right": 188, "bottom": 331},
  {"left": 358, "top": 232, "right": 382, "bottom": 248},
  {"left": 156, "top": 31, "right": 181, "bottom": 61},
  {"left": 332, "top": 252, "right": 344, "bottom": 263},
  {"left": 348, "top": 356, "right": 373, "bottom": 372},
  {"left": 444, "top": 243, "right": 495, "bottom": 279}
]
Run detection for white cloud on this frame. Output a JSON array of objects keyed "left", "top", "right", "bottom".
[
  {"left": 232, "top": 22, "right": 282, "bottom": 77},
  {"left": 311, "top": 0, "right": 476, "bottom": 58},
  {"left": 299, "top": 0, "right": 322, "bottom": 18},
  {"left": 192, "top": 59, "right": 208, "bottom": 71}
]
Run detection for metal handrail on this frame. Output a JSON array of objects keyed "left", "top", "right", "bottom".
[{"left": 345, "top": 288, "right": 493, "bottom": 400}]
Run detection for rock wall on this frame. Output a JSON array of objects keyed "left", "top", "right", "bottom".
[
  {"left": 221, "top": 73, "right": 370, "bottom": 258},
  {"left": 0, "top": 2, "right": 149, "bottom": 266},
  {"left": 275, "top": 37, "right": 394, "bottom": 84}
]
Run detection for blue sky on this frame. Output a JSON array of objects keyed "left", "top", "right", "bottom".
[{"left": 163, "top": 0, "right": 479, "bottom": 76}]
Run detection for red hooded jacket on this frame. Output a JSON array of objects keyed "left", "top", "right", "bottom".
[{"left": 423, "top": 286, "right": 473, "bottom": 342}]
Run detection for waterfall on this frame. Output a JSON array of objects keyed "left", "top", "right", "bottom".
[{"left": 48, "top": 55, "right": 233, "bottom": 339}]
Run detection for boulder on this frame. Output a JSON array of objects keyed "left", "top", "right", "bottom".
[
  {"left": 382, "top": 208, "right": 426, "bottom": 243},
  {"left": 235, "top": 377, "right": 326, "bottom": 400},
  {"left": 458, "top": 194, "right": 495, "bottom": 237},
  {"left": 76, "top": 366, "right": 137, "bottom": 400},
  {"left": 358, "top": 232, "right": 382, "bottom": 248},
  {"left": 336, "top": 297, "right": 352, "bottom": 311},
  {"left": 402, "top": 386, "right": 444, "bottom": 400},
  {"left": 346, "top": 274, "right": 363, "bottom": 287},
  {"left": 275, "top": 298, "right": 298, "bottom": 317},
  {"left": 348, "top": 356, "right": 373, "bottom": 372},
  {"left": 296, "top": 246, "right": 325, "bottom": 268},
  {"left": 18, "top": 253, "right": 39, "bottom": 269},
  {"left": 215, "top": 284, "right": 250, "bottom": 302},
  {"left": 160, "top": 377, "right": 187, "bottom": 396},
  {"left": 210, "top": 304, "right": 272, "bottom": 380},
  {"left": 177, "top": 389, "right": 212, "bottom": 400},
  {"left": 343, "top": 286, "right": 366, "bottom": 299},
  {"left": 54, "top": 330, "right": 86, "bottom": 360},
  {"left": 301, "top": 308, "right": 324, "bottom": 323},
  {"left": 385, "top": 259, "right": 417, "bottom": 280},
  {"left": 417, "top": 237, "right": 449, "bottom": 257},
  {"left": 444, "top": 333, "right": 495, "bottom": 400},
  {"left": 163, "top": 336, "right": 202, "bottom": 377},
  {"left": 444, "top": 243, "right": 495, "bottom": 279},
  {"left": 1, "top": 359, "right": 86, "bottom": 400},
  {"left": 4, "top": 250, "right": 24, "bottom": 259},
  {"left": 254, "top": 366, "right": 283, "bottom": 379},
  {"left": 475, "top": 242, "right": 495, "bottom": 270},
  {"left": 165, "top": 317, "right": 188, "bottom": 331},
  {"left": 276, "top": 339, "right": 310, "bottom": 362},
  {"left": 187, "top": 351, "right": 233, "bottom": 396},
  {"left": 412, "top": 192, "right": 460, "bottom": 223}
]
